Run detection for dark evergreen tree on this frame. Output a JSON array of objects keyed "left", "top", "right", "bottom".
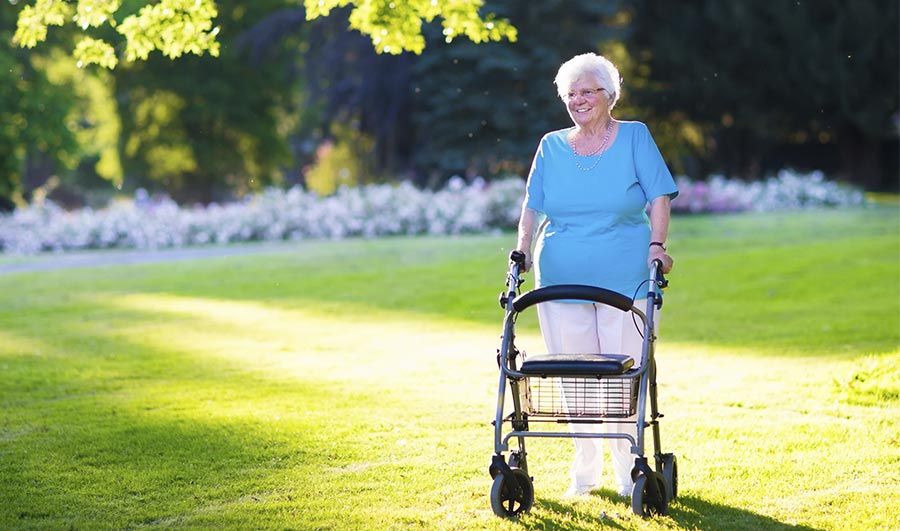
[
  {"left": 628, "top": 0, "right": 899, "bottom": 188},
  {"left": 411, "top": 0, "right": 627, "bottom": 183}
]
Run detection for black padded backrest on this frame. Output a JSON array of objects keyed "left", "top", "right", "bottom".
[{"left": 512, "top": 284, "right": 633, "bottom": 313}]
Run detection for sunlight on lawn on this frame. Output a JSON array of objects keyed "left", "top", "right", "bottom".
[
  {"left": 95, "top": 291, "right": 898, "bottom": 528},
  {"left": 0, "top": 330, "right": 45, "bottom": 357},
  {"left": 104, "top": 293, "right": 540, "bottom": 411},
  {"left": 104, "top": 291, "right": 898, "bottom": 416}
]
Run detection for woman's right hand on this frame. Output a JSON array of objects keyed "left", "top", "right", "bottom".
[{"left": 516, "top": 248, "right": 533, "bottom": 273}]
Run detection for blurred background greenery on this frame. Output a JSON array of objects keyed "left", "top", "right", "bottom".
[{"left": 2, "top": 0, "right": 898, "bottom": 211}]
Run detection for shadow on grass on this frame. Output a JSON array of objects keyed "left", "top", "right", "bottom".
[
  {"left": 0, "top": 318, "right": 378, "bottom": 529},
  {"left": 529, "top": 492, "right": 818, "bottom": 530},
  {"left": 4, "top": 409, "right": 304, "bottom": 528}
]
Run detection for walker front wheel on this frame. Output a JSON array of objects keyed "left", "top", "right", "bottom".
[
  {"left": 631, "top": 473, "right": 668, "bottom": 517},
  {"left": 490, "top": 468, "right": 533, "bottom": 518}
]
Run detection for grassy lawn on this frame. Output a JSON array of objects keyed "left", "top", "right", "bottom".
[{"left": 1, "top": 206, "right": 898, "bottom": 529}]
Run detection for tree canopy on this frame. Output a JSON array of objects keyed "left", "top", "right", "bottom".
[
  {"left": 305, "top": 0, "right": 516, "bottom": 54},
  {"left": 14, "top": 0, "right": 222, "bottom": 68},
  {"left": 14, "top": 0, "right": 516, "bottom": 68}
]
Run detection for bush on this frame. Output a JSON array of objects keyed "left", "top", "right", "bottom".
[
  {"left": 0, "top": 171, "right": 866, "bottom": 254},
  {"left": 673, "top": 170, "right": 865, "bottom": 214}
]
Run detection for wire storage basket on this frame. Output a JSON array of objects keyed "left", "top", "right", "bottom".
[{"left": 519, "top": 375, "right": 639, "bottom": 418}]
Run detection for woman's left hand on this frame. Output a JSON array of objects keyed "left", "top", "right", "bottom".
[{"left": 648, "top": 246, "right": 674, "bottom": 273}]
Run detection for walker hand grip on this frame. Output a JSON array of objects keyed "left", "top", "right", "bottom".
[
  {"left": 511, "top": 285, "right": 633, "bottom": 313},
  {"left": 651, "top": 259, "right": 668, "bottom": 289},
  {"left": 509, "top": 250, "right": 526, "bottom": 265}
]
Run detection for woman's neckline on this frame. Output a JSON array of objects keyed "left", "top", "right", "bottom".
[{"left": 567, "top": 120, "right": 622, "bottom": 157}]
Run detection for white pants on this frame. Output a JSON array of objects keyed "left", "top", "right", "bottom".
[{"left": 536, "top": 299, "right": 650, "bottom": 492}]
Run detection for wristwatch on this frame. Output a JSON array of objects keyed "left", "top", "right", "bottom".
[{"left": 649, "top": 241, "right": 666, "bottom": 251}]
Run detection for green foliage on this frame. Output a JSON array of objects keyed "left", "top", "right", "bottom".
[
  {"left": 12, "top": 0, "right": 73, "bottom": 48},
  {"left": 15, "top": 0, "right": 515, "bottom": 68},
  {"left": 116, "top": 0, "right": 220, "bottom": 61},
  {"left": 305, "top": 0, "right": 517, "bottom": 55},
  {"left": 123, "top": 89, "right": 197, "bottom": 180},
  {"left": 0, "top": 5, "right": 84, "bottom": 209},
  {"left": 14, "top": 0, "right": 221, "bottom": 68},
  {"left": 72, "top": 35, "right": 116, "bottom": 67},
  {"left": 73, "top": 0, "right": 119, "bottom": 28},
  {"left": 34, "top": 48, "right": 124, "bottom": 186},
  {"left": 113, "top": 0, "right": 299, "bottom": 202},
  {"left": 305, "top": 124, "right": 378, "bottom": 195}
]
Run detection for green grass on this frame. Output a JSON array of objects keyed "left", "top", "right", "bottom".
[{"left": 1, "top": 206, "right": 898, "bottom": 530}]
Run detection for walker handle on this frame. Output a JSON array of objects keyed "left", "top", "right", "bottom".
[
  {"left": 650, "top": 259, "right": 668, "bottom": 310},
  {"left": 651, "top": 259, "right": 668, "bottom": 289},
  {"left": 499, "top": 250, "right": 526, "bottom": 309},
  {"left": 512, "top": 285, "right": 633, "bottom": 313}
]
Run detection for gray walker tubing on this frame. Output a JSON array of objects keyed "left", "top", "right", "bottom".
[{"left": 492, "top": 255, "right": 666, "bottom": 468}]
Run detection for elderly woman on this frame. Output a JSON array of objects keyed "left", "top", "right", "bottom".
[{"left": 515, "top": 53, "right": 678, "bottom": 498}]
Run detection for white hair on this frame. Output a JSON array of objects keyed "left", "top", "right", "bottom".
[{"left": 554, "top": 53, "right": 622, "bottom": 109}]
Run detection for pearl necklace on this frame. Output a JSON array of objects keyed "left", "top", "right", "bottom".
[{"left": 569, "top": 120, "right": 613, "bottom": 172}]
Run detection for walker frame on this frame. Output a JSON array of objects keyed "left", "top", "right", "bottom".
[{"left": 488, "top": 251, "right": 677, "bottom": 518}]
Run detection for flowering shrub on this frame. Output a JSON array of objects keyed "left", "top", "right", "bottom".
[
  {"left": 0, "top": 171, "right": 866, "bottom": 254},
  {"left": 673, "top": 170, "right": 865, "bottom": 214}
]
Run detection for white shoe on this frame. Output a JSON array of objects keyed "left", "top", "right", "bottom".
[
  {"left": 617, "top": 484, "right": 633, "bottom": 498},
  {"left": 563, "top": 484, "right": 595, "bottom": 498}
]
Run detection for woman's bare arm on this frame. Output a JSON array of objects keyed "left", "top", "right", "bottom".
[
  {"left": 516, "top": 207, "right": 538, "bottom": 272},
  {"left": 648, "top": 195, "right": 674, "bottom": 273}
]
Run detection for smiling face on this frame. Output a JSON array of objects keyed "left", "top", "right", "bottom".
[{"left": 563, "top": 76, "right": 610, "bottom": 129}]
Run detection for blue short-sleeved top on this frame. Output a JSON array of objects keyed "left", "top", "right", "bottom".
[{"left": 523, "top": 121, "right": 678, "bottom": 300}]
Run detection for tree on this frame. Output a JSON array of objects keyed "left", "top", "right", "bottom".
[
  {"left": 628, "top": 0, "right": 899, "bottom": 188},
  {"left": 8, "top": 0, "right": 522, "bottom": 203},
  {"left": 113, "top": 0, "right": 302, "bottom": 203},
  {"left": 410, "top": 0, "right": 628, "bottom": 182},
  {"left": 14, "top": 0, "right": 516, "bottom": 68},
  {"left": 242, "top": 0, "right": 628, "bottom": 187},
  {"left": 0, "top": 4, "right": 85, "bottom": 210}
]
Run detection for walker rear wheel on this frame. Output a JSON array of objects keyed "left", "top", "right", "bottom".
[
  {"left": 631, "top": 473, "right": 668, "bottom": 517},
  {"left": 490, "top": 468, "right": 533, "bottom": 518},
  {"left": 661, "top": 454, "right": 678, "bottom": 502}
]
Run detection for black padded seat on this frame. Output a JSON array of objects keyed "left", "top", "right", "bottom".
[{"left": 519, "top": 353, "right": 634, "bottom": 377}]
